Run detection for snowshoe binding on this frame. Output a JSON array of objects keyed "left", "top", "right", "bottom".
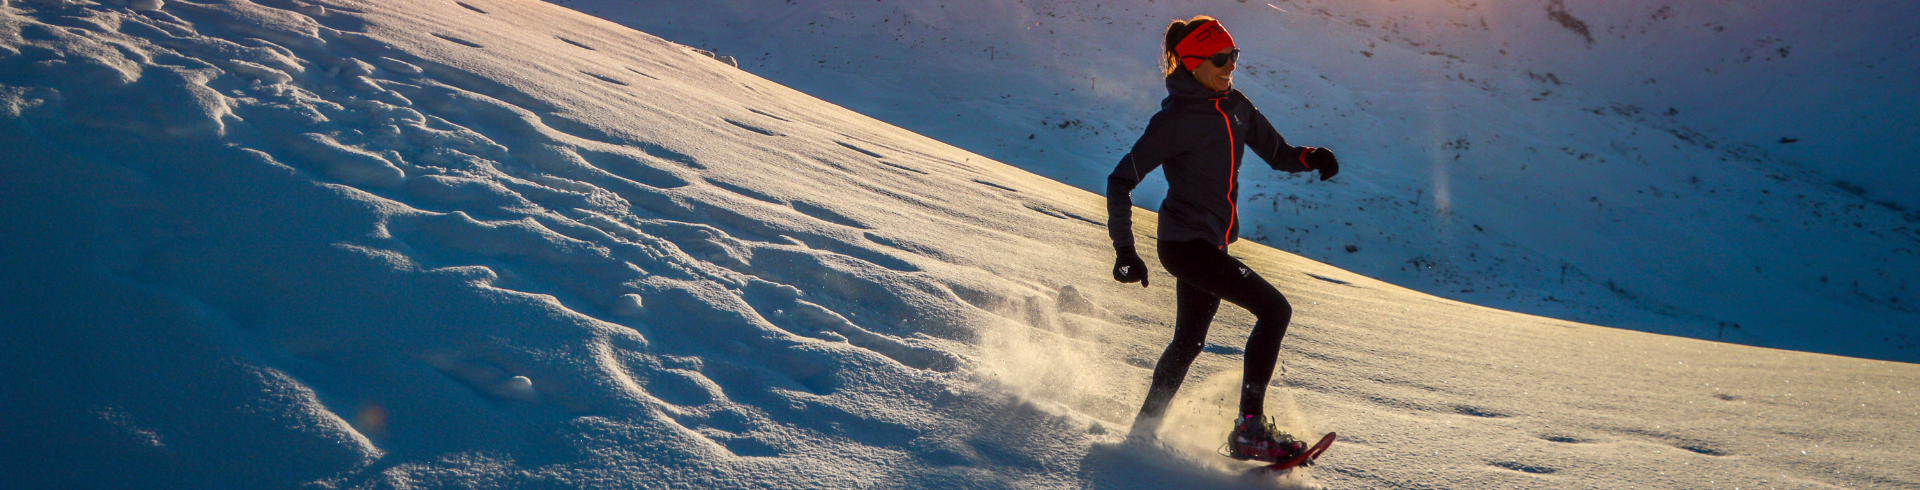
[{"left": 1226, "top": 415, "right": 1306, "bottom": 463}]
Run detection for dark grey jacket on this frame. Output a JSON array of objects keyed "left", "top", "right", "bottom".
[{"left": 1107, "top": 69, "right": 1317, "bottom": 249}]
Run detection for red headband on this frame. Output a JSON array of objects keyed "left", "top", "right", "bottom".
[{"left": 1175, "top": 20, "right": 1237, "bottom": 71}]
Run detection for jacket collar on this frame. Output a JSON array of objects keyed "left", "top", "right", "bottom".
[{"left": 1165, "top": 68, "right": 1234, "bottom": 103}]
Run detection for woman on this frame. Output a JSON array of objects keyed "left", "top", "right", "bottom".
[{"left": 1106, "top": 15, "right": 1339, "bottom": 462}]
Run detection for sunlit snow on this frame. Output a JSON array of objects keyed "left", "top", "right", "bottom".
[
  {"left": 568, "top": 0, "right": 1920, "bottom": 362},
  {"left": 1, "top": 0, "right": 1915, "bottom": 489}
]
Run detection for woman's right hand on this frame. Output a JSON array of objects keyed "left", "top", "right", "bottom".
[{"left": 1113, "top": 244, "right": 1151, "bottom": 287}]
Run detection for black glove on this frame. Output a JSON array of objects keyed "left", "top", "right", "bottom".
[
  {"left": 1306, "top": 147, "right": 1339, "bottom": 181},
  {"left": 1113, "top": 244, "right": 1150, "bottom": 287}
]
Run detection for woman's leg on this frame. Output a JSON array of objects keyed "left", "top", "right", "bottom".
[
  {"left": 1157, "top": 240, "right": 1293, "bottom": 418},
  {"left": 1136, "top": 279, "right": 1220, "bottom": 420}
]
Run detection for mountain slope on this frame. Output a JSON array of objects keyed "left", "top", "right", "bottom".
[
  {"left": 1, "top": 0, "right": 1915, "bottom": 488},
  {"left": 553, "top": 0, "right": 1920, "bottom": 362}
]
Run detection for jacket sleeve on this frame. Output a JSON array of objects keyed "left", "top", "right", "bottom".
[
  {"left": 1245, "top": 107, "right": 1314, "bottom": 173},
  {"left": 1107, "top": 112, "right": 1177, "bottom": 248}
]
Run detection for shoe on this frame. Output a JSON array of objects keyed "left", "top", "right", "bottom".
[
  {"left": 1226, "top": 414, "right": 1305, "bottom": 463},
  {"left": 1127, "top": 414, "right": 1164, "bottom": 441}
]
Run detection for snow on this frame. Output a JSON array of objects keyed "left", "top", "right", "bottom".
[
  {"left": 1, "top": 0, "right": 1916, "bottom": 489},
  {"left": 558, "top": 0, "right": 1920, "bottom": 363}
]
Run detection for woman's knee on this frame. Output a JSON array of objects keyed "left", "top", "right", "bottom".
[{"left": 1252, "top": 294, "right": 1292, "bottom": 323}]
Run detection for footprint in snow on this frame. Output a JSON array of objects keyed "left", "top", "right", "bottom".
[
  {"left": 748, "top": 108, "right": 792, "bottom": 122},
  {"left": 836, "top": 140, "right": 885, "bottom": 159},
  {"left": 625, "top": 67, "right": 660, "bottom": 80},
  {"left": 432, "top": 33, "right": 483, "bottom": 48},
  {"left": 1490, "top": 460, "right": 1558, "bottom": 474},
  {"left": 558, "top": 37, "right": 595, "bottom": 51},
  {"left": 724, "top": 118, "right": 782, "bottom": 137},
  {"left": 581, "top": 70, "right": 628, "bottom": 86}
]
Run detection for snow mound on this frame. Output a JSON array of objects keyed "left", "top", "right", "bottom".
[
  {"left": 2, "top": 1, "right": 1916, "bottom": 489},
  {"left": 0, "top": 0, "right": 1160, "bottom": 486}
]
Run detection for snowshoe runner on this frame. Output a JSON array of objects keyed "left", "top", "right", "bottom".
[{"left": 1105, "top": 14, "right": 1342, "bottom": 470}]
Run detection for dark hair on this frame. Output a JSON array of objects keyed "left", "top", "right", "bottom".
[{"left": 1163, "top": 15, "right": 1217, "bottom": 76}]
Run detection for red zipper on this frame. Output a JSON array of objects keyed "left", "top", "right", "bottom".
[{"left": 1213, "top": 98, "right": 1236, "bottom": 249}]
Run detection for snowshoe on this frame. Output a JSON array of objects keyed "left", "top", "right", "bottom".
[
  {"left": 1225, "top": 415, "right": 1306, "bottom": 462},
  {"left": 1220, "top": 415, "right": 1338, "bottom": 474}
]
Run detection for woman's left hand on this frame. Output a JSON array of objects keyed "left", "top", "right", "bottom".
[{"left": 1308, "top": 147, "right": 1339, "bottom": 181}]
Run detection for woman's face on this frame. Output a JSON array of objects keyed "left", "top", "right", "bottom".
[{"left": 1192, "top": 47, "right": 1235, "bottom": 92}]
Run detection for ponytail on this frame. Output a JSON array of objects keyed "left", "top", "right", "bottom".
[{"left": 1162, "top": 15, "right": 1216, "bottom": 76}]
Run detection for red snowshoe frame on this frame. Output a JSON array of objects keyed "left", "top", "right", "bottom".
[{"left": 1252, "top": 432, "right": 1336, "bottom": 473}]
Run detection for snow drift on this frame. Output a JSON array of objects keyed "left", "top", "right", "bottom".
[{"left": 1, "top": 0, "right": 1915, "bottom": 489}]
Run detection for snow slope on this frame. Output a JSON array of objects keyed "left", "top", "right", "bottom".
[
  {"left": 553, "top": 0, "right": 1920, "bottom": 362},
  {"left": 2, "top": 0, "right": 1917, "bottom": 488}
]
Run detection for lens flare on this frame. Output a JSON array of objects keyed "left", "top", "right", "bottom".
[{"left": 351, "top": 403, "right": 389, "bottom": 440}]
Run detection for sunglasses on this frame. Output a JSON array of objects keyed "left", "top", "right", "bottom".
[{"left": 1183, "top": 48, "right": 1241, "bottom": 68}]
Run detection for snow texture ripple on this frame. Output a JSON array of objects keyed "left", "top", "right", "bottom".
[{"left": 1, "top": 1, "right": 1916, "bottom": 489}]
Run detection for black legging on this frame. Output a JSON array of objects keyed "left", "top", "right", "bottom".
[{"left": 1137, "top": 239, "right": 1293, "bottom": 419}]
